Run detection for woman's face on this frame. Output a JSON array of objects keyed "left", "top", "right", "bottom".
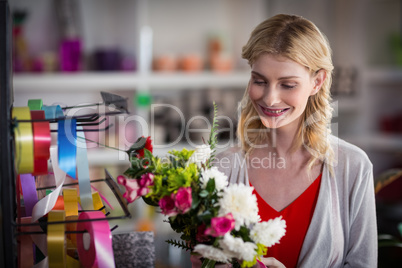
[{"left": 248, "top": 54, "right": 323, "bottom": 132}]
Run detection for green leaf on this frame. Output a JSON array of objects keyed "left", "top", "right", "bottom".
[
  {"left": 142, "top": 196, "right": 159, "bottom": 207},
  {"left": 197, "top": 210, "right": 212, "bottom": 221},
  {"left": 207, "top": 102, "right": 219, "bottom": 168},
  {"left": 201, "top": 259, "right": 216, "bottom": 268},
  {"left": 126, "top": 136, "right": 147, "bottom": 156},
  {"left": 199, "top": 190, "right": 209, "bottom": 198},
  {"left": 206, "top": 179, "right": 215, "bottom": 193},
  {"left": 143, "top": 148, "right": 153, "bottom": 159},
  {"left": 165, "top": 239, "right": 192, "bottom": 251}
]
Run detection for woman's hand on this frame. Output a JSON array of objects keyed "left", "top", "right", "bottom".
[{"left": 257, "top": 257, "right": 286, "bottom": 268}]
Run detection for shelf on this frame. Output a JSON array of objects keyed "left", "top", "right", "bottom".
[{"left": 13, "top": 71, "right": 251, "bottom": 92}]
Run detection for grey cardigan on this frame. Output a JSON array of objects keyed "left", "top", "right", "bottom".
[{"left": 214, "top": 135, "right": 377, "bottom": 267}]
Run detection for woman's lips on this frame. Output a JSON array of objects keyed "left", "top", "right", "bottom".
[{"left": 259, "top": 105, "right": 290, "bottom": 117}]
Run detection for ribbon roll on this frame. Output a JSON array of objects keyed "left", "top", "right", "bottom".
[
  {"left": 28, "top": 99, "right": 43, "bottom": 110},
  {"left": 31, "top": 110, "right": 51, "bottom": 175},
  {"left": 12, "top": 107, "right": 34, "bottom": 174},
  {"left": 58, "top": 119, "right": 77, "bottom": 179},
  {"left": 92, "top": 192, "right": 106, "bottom": 214},
  {"left": 63, "top": 188, "right": 79, "bottom": 217},
  {"left": 32, "top": 146, "right": 67, "bottom": 223},
  {"left": 42, "top": 105, "right": 64, "bottom": 120},
  {"left": 20, "top": 174, "right": 38, "bottom": 217},
  {"left": 76, "top": 126, "right": 94, "bottom": 210},
  {"left": 76, "top": 211, "right": 115, "bottom": 268},
  {"left": 47, "top": 210, "right": 67, "bottom": 268}
]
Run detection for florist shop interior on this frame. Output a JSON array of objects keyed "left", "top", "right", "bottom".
[{"left": 2, "top": 0, "right": 402, "bottom": 267}]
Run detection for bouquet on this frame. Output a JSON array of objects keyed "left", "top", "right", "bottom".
[{"left": 117, "top": 104, "right": 286, "bottom": 267}]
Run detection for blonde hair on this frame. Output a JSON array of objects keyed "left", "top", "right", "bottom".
[{"left": 238, "top": 14, "right": 334, "bottom": 173}]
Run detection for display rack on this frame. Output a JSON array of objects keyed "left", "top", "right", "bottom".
[
  {"left": 0, "top": 2, "right": 140, "bottom": 266},
  {"left": 0, "top": 0, "right": 17, "bottom": 267}
]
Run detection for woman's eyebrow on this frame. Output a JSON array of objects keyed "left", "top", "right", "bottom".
[{"left": 251, "top": 71, "right": 300, "bottom": 80}]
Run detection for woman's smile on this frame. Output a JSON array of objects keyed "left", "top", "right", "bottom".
[{"left": 258, "top": 105, "right": 291, "bottom": 117}]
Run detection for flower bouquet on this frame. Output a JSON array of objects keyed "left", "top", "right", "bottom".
[{"left": 117, "top": 105, "right": 286, "bottom": 267}]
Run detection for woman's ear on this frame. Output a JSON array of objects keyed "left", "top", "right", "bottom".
[{"left": 311, "top": 69, "right": 326, "bottom": 96}]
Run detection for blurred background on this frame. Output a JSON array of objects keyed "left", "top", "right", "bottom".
[{"left": 9, "top": 0, "right": 402, "bottom": 267}]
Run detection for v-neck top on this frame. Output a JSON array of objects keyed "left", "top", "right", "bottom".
[{"left": 250, "top": 174, "right": 322, "bottom": 268}]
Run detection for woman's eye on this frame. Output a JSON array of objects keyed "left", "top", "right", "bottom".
[
  {"left": 253, "top": 79, "right": 266, "bottom": 85},
  {"left": 282, "top": 84, "right": 296, "bottom": 89}
]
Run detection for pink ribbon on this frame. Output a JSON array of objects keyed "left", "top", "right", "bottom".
[{"left": 76, "top": 211, "right": 115, "bottom": 268}]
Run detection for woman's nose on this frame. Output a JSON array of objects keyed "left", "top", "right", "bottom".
[{"left": 263, "top": 87, "right": 281, "bottom": 106}]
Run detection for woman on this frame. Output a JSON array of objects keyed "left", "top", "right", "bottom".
[{"left": 215, "top": 14, "right": 377, "bottom": 267}]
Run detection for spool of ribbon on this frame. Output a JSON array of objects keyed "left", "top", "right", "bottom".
[
  {"left": 58, "top": 119, "right": 77, "bottom": 179},
  {"left": 63, "top": 188, "right": 79, "bottom": 217},
  {"left": 28, "top": 99, "right": 43, "bottom": 111},
  {"left": 47, "top": 210, "right": 66, "bottom": 267},
  {"left": 19, "top": 174, "right": 38, "bottom": 217},
  {"left": 31, "top": 110, "right": 51, "bottom": 175},
  {"left": 76, "top": 126, "right": 94, "bottom": 210},
  {"left": 92, "top": 192, "right": 106, "bottom": 214},
  {"left": 12, "top": 107, "right": 34, "bottom": 174},
  {"left": 76, "top": 211, "right": 115, "bottom": 268},
  {"left": 42, "top": 105, "right": 64, "bottom": 120},
  {"left": 31, "top": 146, "right": 67, "bottom": 223}
]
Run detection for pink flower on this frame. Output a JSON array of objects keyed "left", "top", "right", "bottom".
[
  {"left": 138, "top": 173, "right": 154, "bottom": 187},
  {"left": 117, "top": 175, "right": 141, "bottom": 203},
  {"left": 174, "top": 187, "right": 192, "bottom": 214},
  {"left": 205, "top": 213, "right": 235, "bottom": 237},
  {"left": 159, "top": 193, "right": 178, "bottom": 216},
  {"left": 137, "top": 173, "right": 154, "bottom": 196}
]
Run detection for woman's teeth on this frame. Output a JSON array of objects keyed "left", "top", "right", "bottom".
[{"left": 269, "top": 109, "right": 285, "bottom": 113}]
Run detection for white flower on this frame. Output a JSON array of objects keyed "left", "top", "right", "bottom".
[
  {"left": 218, "top": 183, "right": 260, "bottom": 230},
  {"left": 188, "top": 144, "right": 212, "bottom": 168},
  {"left": 250, "top": 216, "right": 286, "bottom": 247},
  {"left": 200, "top": 167, "right": 228, "bottom": 191},
  {"left": 219, "top": 233, "right": 257, "bottom": 262},
  {"left": 193, "top": 244, "right": 230, "bottom": 263}
]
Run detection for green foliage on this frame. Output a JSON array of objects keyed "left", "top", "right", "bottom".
[
  {"left": 166, "top": 239, "right": 192, "bottom": 251},
  {"left": 126, "top": 136, "right": 147, "bottom": 156},
  {"left": 207, "top": 102, "right": 219, "bottom": 168},
  {"left": 169, "top": 148, "right": 195, "bottom": 162},
  {"left": 201, "top": 259, "right": 217, "bottom": 268}
]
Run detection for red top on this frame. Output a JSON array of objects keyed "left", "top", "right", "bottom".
[{"left": 250, "top": 174, "right": 322, "bottom": 268}]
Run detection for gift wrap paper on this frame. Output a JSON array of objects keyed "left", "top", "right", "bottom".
[{"left": 112, "top": 232, "right": 155, "bottom": 268}]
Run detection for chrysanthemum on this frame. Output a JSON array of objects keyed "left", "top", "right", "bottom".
[
  {"left": 200, "top": 167, "right": 228, "bottom": 191},
  {"left": 250, "top": 216, "right": 286, "bottom": 247},
  {"left": 218, "top": 183, "right": 260, "bottom": 230},
  {"left": 193, "top": 244, "right": 230, "bottom": 263},
  {"left": 219, "top": 233, "right": 257, "bottom": 262},
  {"left": 188, "top": 144, "right": 212, "bottom": 168}
]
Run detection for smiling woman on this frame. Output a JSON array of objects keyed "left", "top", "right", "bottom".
[{"left": 209, "top": 14, "right": 378, "bottom": 268}]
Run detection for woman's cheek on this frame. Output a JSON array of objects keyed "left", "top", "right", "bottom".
[{"left": 248, "top": 85, "right": 263, "bottom": 101}]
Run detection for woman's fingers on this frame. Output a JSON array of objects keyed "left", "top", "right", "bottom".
[{"left": 259, "top": 257, "right": 286, "bottom": 268}]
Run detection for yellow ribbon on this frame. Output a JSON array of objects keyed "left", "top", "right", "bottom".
[
  {"left": 47, "top": 210, "right": 66, "bottom": 268},
  {"left": 12, "top": 107, "right": 34, "bottom": 174},
  {"left": 92, "top": 192, "right": 106, "bottom": 214},
  {"left": 63, "top": 188, "right": 79, "bottom": 217}
]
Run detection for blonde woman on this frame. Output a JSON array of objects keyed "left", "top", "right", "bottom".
[{"left": 215, "top": 14, "right": 377, "bottom": 267}]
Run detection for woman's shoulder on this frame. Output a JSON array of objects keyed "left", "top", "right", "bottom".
[
  {"left": 328, "top": 135, "right": 373, "bottom": 175},
  {"left": 213, "top": 146, "right": 248, "bottom": 184},
  {"left": 214, "top": 146, "right": 244, "bottom": 170}
]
